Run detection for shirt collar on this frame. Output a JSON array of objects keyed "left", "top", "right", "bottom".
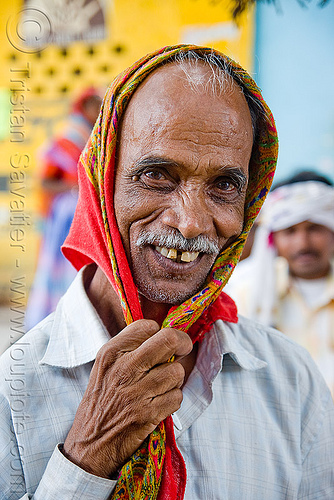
[
  {"left": 213, "top": 320, "right": 267, "bottom": 371},
  {"left": 194, "top": 319, "right": 266, "bottom": 381},
  {"left": 39, "top": 267, "right": 110, "bottom": 368}
]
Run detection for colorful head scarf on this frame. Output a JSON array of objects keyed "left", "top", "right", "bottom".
[{"left": 62, "top": 45, "right": 278, "bottom": 499}]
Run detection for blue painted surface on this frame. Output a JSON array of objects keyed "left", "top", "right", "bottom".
[{"left": 255, "top": 0, "right": 334, "bottom": 183}]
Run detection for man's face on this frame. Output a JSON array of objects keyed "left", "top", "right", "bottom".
[
  {"left": 114, "top": 62, "right": 253, "bottom": 304},
  {"left": 273, "top": 221, "right": 334, "bottom": 279}
]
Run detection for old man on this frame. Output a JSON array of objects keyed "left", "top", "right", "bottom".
[{"left": 1, "top": 45, "right": 333, "bottom": 499}]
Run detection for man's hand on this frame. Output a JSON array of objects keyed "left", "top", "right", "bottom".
[{"left": 63, "top": 319, "right": 193, "bottom": 479}]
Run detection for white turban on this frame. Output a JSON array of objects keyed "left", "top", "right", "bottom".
[{"left": 258, "top": 181, "right": 334, "bottom": 232}]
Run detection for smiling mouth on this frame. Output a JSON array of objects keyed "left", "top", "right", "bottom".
[{"left": 155, "top": 245, "right": 200, "bottom": 263}]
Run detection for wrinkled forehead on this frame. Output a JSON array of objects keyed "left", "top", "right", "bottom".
[
  {"left": 125, "top": 59, "right": 246, "bottom": 110},
  {"left": 137, "top": 58, "right": 236, "bottom": 92},
  {"left": 117, "top": 60, "right": 253, "bottom": 147}
]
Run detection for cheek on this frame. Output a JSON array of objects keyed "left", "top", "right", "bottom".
[
  {"left": 312, "top": 233, "right": 334, "bottom": 251},
  {"left": 330, "top": 235, "right": 334, "bottom": 254},
  {"left": 215, "top": 209, "right": 244, "bottom": 248},
  {"left": 114, "top": 182, "right": 142, "bottom": 216},
  {"left": 312, "top": 238, "right": 334, "bottom": 262},
  {"left": 113, "top": 190, "right": 138, "bottom": 255},
  {"left": 215, "top": 203, "right": 245, "bottom": 241},
  {"left": 114, "top": 189, "right": 164, "bottom": 259},
  {"left": 114, "top": 179, "right": 148, "bottom": 228},
  {"left": 272, "top": 234, "right": 289, "bottom": 257}
]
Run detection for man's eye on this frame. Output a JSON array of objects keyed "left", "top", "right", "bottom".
[
  {"left": 209, "top": 176, "right": 245, "bottom": 204},
  {"left": 137, "top": 168, "right": 174, "bottom": 192},
  {"left": 283, "top": 227, "right": 296, "bottom": 236},
  {"left": 216, "top": 179, "right": 236, "bottom": 191},
  {"left": 143, "top": 170, "right": 166, "bottom": 181}
]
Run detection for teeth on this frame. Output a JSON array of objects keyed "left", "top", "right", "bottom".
[
  {"left": 155, "top": 246, "right": 199, "bottom": 263},
  {"left": 167, "top": 248, "right": 177, "bottom": 260},
  {"left": 180, "top": 251, "right": 199, "bottom": 262}
]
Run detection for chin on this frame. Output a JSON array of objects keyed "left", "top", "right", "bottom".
[
  {"left": 291, "top": 264, "right": 326, "bottom": 280},
  {"left": 137, "top": 281, "right": 201, "bottom": 306}
]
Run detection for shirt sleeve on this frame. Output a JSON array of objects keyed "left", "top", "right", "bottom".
[
  {"left": 298, "top": 388, "right": 334, "bottom": 499},
  {"left": 0, "top": 390, "right": 117, "bottom": 500},
  {"left": 31, "top": 444, "right": 117, "bottom": 500}
]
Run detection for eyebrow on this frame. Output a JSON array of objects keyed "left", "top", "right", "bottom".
[
  {"left": 133, "top": 157, "right": 248, "bottom": 190},
  {"left": 134, "top": 156, "right": 179, "bottom": 170}
]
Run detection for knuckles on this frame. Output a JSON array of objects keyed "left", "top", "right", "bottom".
[
  {"left": 167, "top": 361, "right": 186, "bottom": 386},
  {"left": 158, "top": 327, "right": 191, "bottom": 356},
  {"left": 94, "top": 324, "right": 192, "bottom": 372},
  {"left": 94, "top": 319, "right": 162, "bottom": 367},
  {"left": 123, "top": 319, "right": 161, "bottom": 342},
  {"left": 95, "top": 341, "right": 118, "bottom": 367},
  {"left": 159, "top": 328, "right": 179, "bottom": 349},
  {"left": 174, "top": 387, "right": 183, "bottom": 408},
  {"left": 113, "top": 358, "right": 139, "bottom": 386}
]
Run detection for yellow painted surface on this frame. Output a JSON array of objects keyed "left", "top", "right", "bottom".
[{"left": 0, "top": 0, "right": 254, "bottom": 303}]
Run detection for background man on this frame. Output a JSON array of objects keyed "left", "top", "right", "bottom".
[
  {"left": 25, "top": 88, "right": 103, "bottom": 331},
  {"left": 0, "top": 47, "right": 333, "bottom": 499},
  {"left": 227, "top": 171, "right": 334, "bottom": 394}
]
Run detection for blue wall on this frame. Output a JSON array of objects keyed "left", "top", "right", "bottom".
[{"left": 255, "top": 0, "right": 334, "bottom": 183}]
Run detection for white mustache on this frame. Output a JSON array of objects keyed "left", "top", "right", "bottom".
[{"left": 136, "top": 230, "right": 219, "bottom": 254}]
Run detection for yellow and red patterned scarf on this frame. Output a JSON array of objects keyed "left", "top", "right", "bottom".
[{"left": 63, "top": 45, "right": 278, "bottom": 499}]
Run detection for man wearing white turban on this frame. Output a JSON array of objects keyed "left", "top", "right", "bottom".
[{"left": 227, "top": 171, "right": 334, "bottom": 394}]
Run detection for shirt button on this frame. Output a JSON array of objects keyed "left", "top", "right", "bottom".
[{"left": 172, "top": 413, "right": 183, "bottom": 430}]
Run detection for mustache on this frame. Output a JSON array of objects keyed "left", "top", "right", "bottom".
[
  {"left": 292, "top": 250, "right": 320, "bottom": 259},
  {"left": 136, "top": 229, "right": 220, "bottom": 254}
]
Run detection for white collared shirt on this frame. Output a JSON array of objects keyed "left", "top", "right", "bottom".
[{"left": 0, "top": 268, "right": 333, "bottom": 499}]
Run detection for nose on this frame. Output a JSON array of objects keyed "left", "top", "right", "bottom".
[
  {"left": 294, "top": 228, "right": 311, "bottom": 250},
  {"left": 160, "top": 188, "right": 212, "bottom": 239}
]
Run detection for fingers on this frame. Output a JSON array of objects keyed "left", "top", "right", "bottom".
[
  {"left": 132, "top": 327, "right": 193, "bottom": 371},
  {"left": 150, "top": 388, "right": 183, "bottom": 423},
  {"left": 111, "top": 358, "right": 187, "bottom": 427},
  {"left": 113, "top": 319, "right": 161, "bottom": 352},
  {"left": 133, "top": 387, "right": 184, "bottom": 429},
  {"left": 95, "top": 319, "right": 160, "bottom": 364},
  {"left": 96, "top": 319, "right": 193, "bottom": 374},
  {"left": 116, "top": 373, "right": 184, "bottom": 430},
  {"left": 138, "top": 360, "right": 186, "bottom": 398}
]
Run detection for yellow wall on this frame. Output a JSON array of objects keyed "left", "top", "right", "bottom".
[{"left": 0, "top": 0, "right": 254, "bottom": 303}]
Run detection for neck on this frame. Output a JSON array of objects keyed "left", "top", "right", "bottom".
[
  {"left": 85, "top": 265, "right": 175, "bottom": 333},
  {"left": 289, "top": 264, "right": 331, "bottom": 280},
  {"left": 139, "top": 295, "right": 172, "bottom": 327},
  {"left": 85, "top": 264, "right": 127, "bottom": 337}
]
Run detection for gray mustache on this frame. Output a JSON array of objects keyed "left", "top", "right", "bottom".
[{"left": 136, "top": 230, "right": 219, "bottom": 254}]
